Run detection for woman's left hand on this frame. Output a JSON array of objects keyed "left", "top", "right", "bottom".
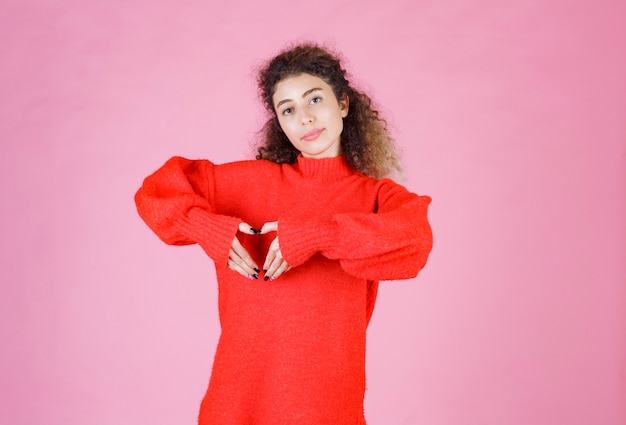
[{"left": 258, "top": 221, "right": 291, "bottom": 281}]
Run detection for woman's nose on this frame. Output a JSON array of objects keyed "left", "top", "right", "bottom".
[{"left": 300, "top": 109, "right": 314, "bottom": 124}]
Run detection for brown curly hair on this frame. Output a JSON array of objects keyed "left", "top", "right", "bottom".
[{"left": 255, "top": 43, "right": 403, "bottom": 179}]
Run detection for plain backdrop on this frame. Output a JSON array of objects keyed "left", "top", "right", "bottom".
[{"left": 1, "top": 1, "right": 624, "bottom": 424}]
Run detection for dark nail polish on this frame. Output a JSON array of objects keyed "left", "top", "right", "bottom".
[
  {"left": 254, "top": 268, "right": 260, "bottom": 273},
  {"left": 263, "top": 269, "right": 268, "bottom": 273},
  {"left": 264, "top": 276, "right": 269, "bottom": 281},
  {"left": 252, "top": 274, "right": 259, "bottom": 280}
]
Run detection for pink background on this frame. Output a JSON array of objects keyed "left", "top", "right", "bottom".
[{"left": 1, "top": 1, "right": 624, "bottom": 424}]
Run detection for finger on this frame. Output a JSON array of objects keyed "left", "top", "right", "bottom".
[
  {"left": 272, "top": 261, "right": 291, "bottom": 280},
  {"left": 262, "top": 240, "right": 278, "bottom": 275},
  {"left": 238, "top": 221, "right": 259, "bottom": 235},
  {"left": 263, "top": 258, "right": 278, "bottom": 280},
  {"left": 263, "top": 238, "right": 289, "bottom": 280},
  {"left": 257, "top": 221, "right": 278, "bottom": 234},
  {"left": 229, "top": 250, "right": 258, "bottom": 276},
  {"left": 227, "top": 254, "right": 259, "bottom": 280},
  {"left": 231, "top": 237, "right": 260, "bottom": 274},
  {"left": 264, "top": 258, "right": 291, "bottom": 281},
  {"left": 231, "top": 237, "right": 257, "bottom": 268}
]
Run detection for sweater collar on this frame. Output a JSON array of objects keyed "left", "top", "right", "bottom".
[{"left": 294, "top": 155, "right": 354, "bottom": 180}]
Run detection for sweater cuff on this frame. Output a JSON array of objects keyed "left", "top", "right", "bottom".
[
  {"left": 175, "top": 207, "right": 241, "bottom": 265},
  {"left": 278, "top": 217, "right": 338, "bottom": 267}
]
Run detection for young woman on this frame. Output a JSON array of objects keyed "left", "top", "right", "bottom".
[{"left": 135, "top": 43, "right": 433, "bottom": 425}]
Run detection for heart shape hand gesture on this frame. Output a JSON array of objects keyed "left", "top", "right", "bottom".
[{"left": 228, "top": 221, "right": 292, "bottom": 281}]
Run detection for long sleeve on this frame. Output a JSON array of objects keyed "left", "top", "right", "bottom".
[
  {"left": 134, "top": 156, "right": 242, "bottom": 265},
  {"left": 278, "top": 180, "right": 433, "bottom": 281},
  {"left": 138, "top": 154, "right": 433, "bottom": 423}
]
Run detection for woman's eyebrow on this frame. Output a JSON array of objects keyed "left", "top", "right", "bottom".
[
  {"left": 276, "top": 87, "right": 322, "bottom": 109},
  {"left": 301, "top": 87, "right": 322, "bottom": 98}
]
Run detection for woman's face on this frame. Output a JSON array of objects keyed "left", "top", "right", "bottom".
[{"left": 272, "top": 73, "right": 349, "bottom": 159}]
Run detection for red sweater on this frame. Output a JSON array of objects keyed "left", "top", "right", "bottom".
[{"left": 135, "top": 154, "right": 433, "bottom": 425}]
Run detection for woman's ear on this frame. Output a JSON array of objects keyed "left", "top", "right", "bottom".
[{"left": 339, "top": 94, "right": 349, "bottom": 118}]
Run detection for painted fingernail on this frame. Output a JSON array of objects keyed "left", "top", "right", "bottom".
[
  {"left": 253, "top": 268, "right": 260, "bottom": 273},
  {"left": 252, "top": 274, "right": 259, "bottom": 280},
  {"left": 270, "top": 276, "right": 276, "bottom": 281},
  {"left": 264, "top": 276, "right": 270, "bottom": 281}
]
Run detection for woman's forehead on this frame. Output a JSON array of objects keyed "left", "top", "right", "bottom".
[{"left": 273, "top": 74, "right": 333, "bottom": 102}]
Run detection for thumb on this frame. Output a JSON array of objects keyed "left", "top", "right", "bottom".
[
  {"left": 238, "top": 221, "right": 259, "bottom": 235},
  {"left": 257, "top": 221, "right": 278, "bottom": 234}
]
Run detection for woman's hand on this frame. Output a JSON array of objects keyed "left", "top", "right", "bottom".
[
  {"left": 258, "top": 221, "right": 291, "bottom": 281},
  {"left": 227, "top": 222, "right": 261, "bottom": 280}
]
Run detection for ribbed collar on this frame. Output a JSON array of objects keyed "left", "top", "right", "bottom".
[{"left": 294, "top": 155, "right": 354, "bottom": 181}]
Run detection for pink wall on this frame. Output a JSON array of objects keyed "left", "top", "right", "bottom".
[{"left": 1, "top": 1, "right": 624, "bottom": 424}]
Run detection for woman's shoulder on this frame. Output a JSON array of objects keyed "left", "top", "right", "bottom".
[
  {"left": 213, "top": 158, "right": 282, "bottom": 179},
  {"left": 352, "top": 173, "right": 408, "bottom": 193},
  {"left": 157, "top": 156, "right": 282, "bottom": 181},
  {"left": 207, "top": 159, "right": 281, "bottom": 183}
]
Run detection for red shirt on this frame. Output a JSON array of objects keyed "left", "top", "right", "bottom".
[{"left": 135, "top": 154, "right": 432, "bottom": 425}]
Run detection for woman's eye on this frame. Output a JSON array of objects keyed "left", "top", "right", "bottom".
[
  {"left": 282, "top": 107, "right": 293, "bottom": 116},
  {"left": 310, "top": 97, "right": 322, "bottom": 104}
]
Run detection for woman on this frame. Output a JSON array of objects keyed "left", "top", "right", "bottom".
[{"left": 135, "top": 42, "right": 433, "bottom": 425}]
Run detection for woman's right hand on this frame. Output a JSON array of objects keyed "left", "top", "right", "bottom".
[{"left": 227, "top": 222, "right": 261, "bottom": 280}]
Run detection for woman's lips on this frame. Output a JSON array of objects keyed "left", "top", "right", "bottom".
[{"left": 302, "top": 128, "right": 323, "bottom": 142}]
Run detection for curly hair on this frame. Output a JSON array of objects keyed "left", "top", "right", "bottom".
[{"left": 255, "top": 43, "right": 403, "bottom": 180}]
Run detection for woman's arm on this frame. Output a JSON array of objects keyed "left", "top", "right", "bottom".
[
  {"left": 134, "top": 156, "right": 258, "bottom": 275},
  {"left": 277, "top": 180, "right": 433, "bottom": 281}
]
